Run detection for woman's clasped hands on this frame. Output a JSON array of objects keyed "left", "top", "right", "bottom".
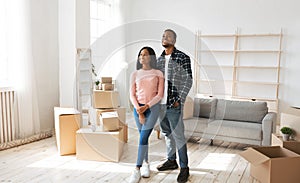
[{"left": 137, "top": 104, "right": 149, "bottom": 124}]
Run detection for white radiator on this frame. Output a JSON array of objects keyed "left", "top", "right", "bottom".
[{"left": 0, "top": 88, "right": 17, "bottom": 143}]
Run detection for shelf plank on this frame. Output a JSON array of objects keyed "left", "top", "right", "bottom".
[
  {"left": 199, "top": 50, "right": 281, "bottom": 53},
  {"left": 199, "top": 79, "right": 233, "bottom": 82},
  {"left": 198, "top": 33, "right": 281, "bottom": 37},
  {"left": 231, "top": 95, "right": 278, "bottom": 102},
  {"left": 235, "top": 66, "right": 278, "bottom": 69},
  {"left": 200, "top": 65, "right": 233, "bottom": 68},
  {"left": 234, "top": 81, "right": 279, "bottom": 85},
  {"left": 199, "top": 34, "right": 236, "bottom": 37},
  {"left": 236, "top": 50, "right": 281, "bottom": 53},
  {"left": 198, "top": 92, "right": 232, "bottom": 96},
  {"left": 237, "top": 33, "right": 282, "bottom": 37},
  {"left": 196, "top": 93, "right": 278, "bottom": 102},
  {"left": 199, "top": 50, "right": 234, "bottom": 53}
]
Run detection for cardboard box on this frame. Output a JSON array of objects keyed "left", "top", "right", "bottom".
[
  {"left": 93, "top": 90, "right": 119, "bottom": 108},
  {"left": 95, "top": 107, "right": 127, "bottom": 142},
  {"left": 54, "top": 107, "right": 81, "bottom": 155},
  {"left": 76, "top": 128, "right": 124, "bottom": 162},
  {"left": 100, "top": 77, "right": 112, "bottom": 83},
  {"left": 120, "top": 123, "right": 128, "bottom": 143},
  {"left": 96, "top": 107, "right": 126, "bottom": 125},
  {"left": 240, "top": 146, "right": 300, "bottom": 183},
  {"left": 100, "top": 111, "right": 119, "bottom": 131},
  {"left": 280, "top": 113, "right": 300, "bottom": 141},
  {"left": 272, "top": 133, "right": 300, "bottom": 154},
  {"left": 101, "top": 83, "right": 114, "bottom": 91}
]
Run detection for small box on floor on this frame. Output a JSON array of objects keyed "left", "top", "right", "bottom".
[
  {"left": 271, "top": 133, "right": 300, "bottom": 154},
  {"left": 280, "top": 113, "right": 300, "bottom": 141},
  {"left": 93, "top": 90, "right": 119, "bottom": 108},
  {"left": 240, "top": 146, "right": 300, "bottom": 183},
  {"left": 54, "top": 107, "right": 81, "bottom": 155},
  {"left": 76, "top": 128, "right": 124, "bottom": 162}
]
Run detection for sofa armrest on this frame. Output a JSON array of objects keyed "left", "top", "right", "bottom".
[
  {"left": 262, "top": 112, "right": 277, "bottom": 146},
  {"left": 183, "top": 96, "right": 194, "bottom": 120}
]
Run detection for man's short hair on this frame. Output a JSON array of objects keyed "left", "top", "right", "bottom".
[{"left": 164, "top": 29, "right": 177, "bottom": 41}]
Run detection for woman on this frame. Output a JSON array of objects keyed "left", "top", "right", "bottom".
[{"left": 129, "top": 46, "right": 164, "bottom": 183}]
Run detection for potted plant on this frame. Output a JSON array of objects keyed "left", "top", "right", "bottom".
[
  {"left": 280, "top": 126, "right": 293, "bottom": 141},
  {"left": 95, "top": 80, "right": 100, "bottom": 90}
]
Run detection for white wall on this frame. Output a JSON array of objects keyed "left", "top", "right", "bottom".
[
  {"left": 27, "top": 0, "right": 90, "bottom": 131},
  {"left": 58, "top": 0, "right": 90, "bottom": 109},
  {"left": 58, "top": 0, "right": 76, "bottom": 108},
  {"left": 55, "top": 0, "right": 300, "bottom": 121},
  {"left": 26, "top": 0, "right": 300, "bottom": 132},
  {"left": 76, "top": 0, "right": 90, "bottom": 48},
  {"left": 121, "top": 0, "right": 300, "bottom": 115},
  {"left": 90, "top": 0, "right": 127, "bottom": 108},
  {"left": 30, "top": 0, "right": 59, "bottom": 131}
]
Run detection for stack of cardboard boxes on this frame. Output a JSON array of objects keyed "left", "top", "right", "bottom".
[
  {"left": 99, "top": 77, "right": 114, "bottom": 91},
  {"left": 76, "top": 77, "right": 128, "bottom": 162},
  {"left": 54, "top": 77, "right": 128, "bottom": 162}
]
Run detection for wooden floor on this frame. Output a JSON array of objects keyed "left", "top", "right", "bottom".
[{"left": 0, "top": 118, "right": 261, "bottom": 183}]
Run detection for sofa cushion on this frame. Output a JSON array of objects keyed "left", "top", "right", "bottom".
[
  {"left": 193, "top": 97, "right": 217, "bottom": 119},
  {"left": 184, "top": 117, "right": 209, "bottom": 134},
  {"left": 215, "top": 99, "right": 268, "bottom": 123},
  {"left": 203, "top": 119, "right": 262, "bottom": 141}
]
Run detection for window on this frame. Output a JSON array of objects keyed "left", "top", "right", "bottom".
[{"left": 90, "top": 0, "right": 113, "bottom": 44}]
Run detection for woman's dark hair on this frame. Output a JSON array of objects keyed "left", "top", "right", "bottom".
[{"left": 136, "top": 46, "right": 157, "bottom": 70}]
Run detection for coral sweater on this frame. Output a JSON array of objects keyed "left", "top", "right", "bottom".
[{"left": 130, "top": 69, "right": 164, "bottom": 109}]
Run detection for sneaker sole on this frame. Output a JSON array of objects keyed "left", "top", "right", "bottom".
[
  {"left": 157, "top": 165, "right": 179, "bottom": 171},
  {"left": 141, "top": 175, "right": 150, "bottom": 178}
]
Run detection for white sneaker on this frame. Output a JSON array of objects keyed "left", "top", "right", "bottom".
[
  {"left": 141, "top": 163, "right": 150, "bottom": 178},
  {"left": 129, "top": 169, "right": 141, "bottom": 183}
]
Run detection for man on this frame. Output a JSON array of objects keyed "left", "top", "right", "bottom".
[{"left": 156, "top": 29, "right": 193, "bottom": 183}]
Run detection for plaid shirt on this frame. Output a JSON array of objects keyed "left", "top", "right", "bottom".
[{"left": 157, "top": 48, "right": 193, "bottom": 108}]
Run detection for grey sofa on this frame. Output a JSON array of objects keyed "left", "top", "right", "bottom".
[{"left": 183, "top": 97, "right": 277, "bottom": 146}]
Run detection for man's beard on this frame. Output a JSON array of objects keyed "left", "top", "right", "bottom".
[{"left": 162, "top": 43, "right": 172, "bottom": 48}]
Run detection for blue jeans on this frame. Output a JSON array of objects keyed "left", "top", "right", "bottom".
[
  {"left": 159, "top": 104, "right": 188, "bottom": 168},
  {"left": 133, "top": 103, "right": 160, "bottom": 167}
]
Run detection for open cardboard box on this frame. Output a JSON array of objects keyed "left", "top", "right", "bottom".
[
  {"left": 96, "top": 107, "right": 126, "bottom": 126},
  {"left": 88, "top": 107, "right": 127, "bottom": 142},
  {"left": 240, "top": 146, "right": 300, "bottom": 183},
  {"left": 54, "top": 107, "right": 81, "bottom": 155}
]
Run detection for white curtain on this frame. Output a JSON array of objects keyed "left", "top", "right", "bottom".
[{"left": 4, "top": 0, "right": 40, "bottom": 138}]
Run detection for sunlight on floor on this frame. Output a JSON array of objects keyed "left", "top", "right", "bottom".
[
  {"left": 27, "top": 154, "right": 132, "bottom": 173},
  {"left": 197, "top": 153, "right": 236, "bottom": 171}
]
